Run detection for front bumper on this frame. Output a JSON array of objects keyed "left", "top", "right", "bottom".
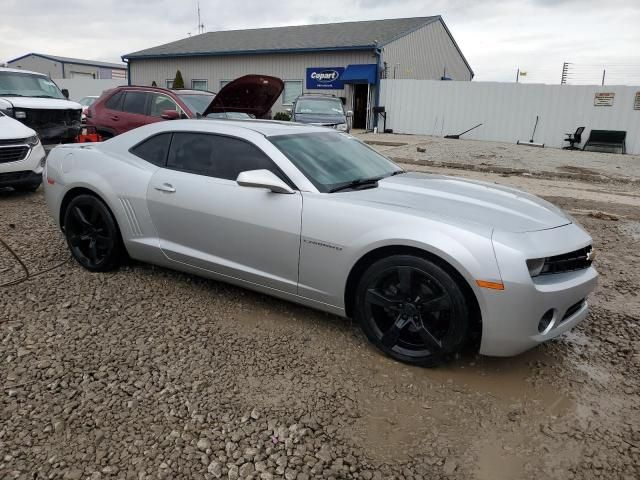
[
  {"left": 0, "top": 142, "right": 46, "bottom": 188},
  {"left": 480, "top": 224, "right": 598, "bottom": 356}
]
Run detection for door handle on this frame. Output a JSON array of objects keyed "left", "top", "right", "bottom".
[
  {"left": 111, "top": 115, "right": 119, "bottom": 121},
  {"left": 154, "top": 183, "right": 176, "bottom": 193}
]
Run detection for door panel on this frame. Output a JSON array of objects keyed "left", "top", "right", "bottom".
[{"left": 146, "top": 169, "right": 302, "bottom": 294}]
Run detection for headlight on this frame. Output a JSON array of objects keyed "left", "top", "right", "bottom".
[
  {"left": 526, "top": 258, "right": 546, "bottom": 277},
  {"left": 336, "top": 123, "right": 348, "bottom": 131},
  {"left": 26, "top": 135, "right": 40, "bottom": 147},
  {"left": 14, "top": 110, "right": 27, "bottom": 119}
]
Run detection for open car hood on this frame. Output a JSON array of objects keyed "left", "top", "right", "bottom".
[{"left": 202, "top": 74, "right": 284, "bottom": 118}]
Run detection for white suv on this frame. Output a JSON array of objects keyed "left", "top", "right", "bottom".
[{"left": 0, "top": 112, "right": 46, "bottom": 192}]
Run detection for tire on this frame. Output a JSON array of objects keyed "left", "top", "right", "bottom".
[
  {"left": 354, "top": 254, "right": 470, "bottom": 367},
  {"left": 63, "top": 194, "right": 124, "bottom": 272}
]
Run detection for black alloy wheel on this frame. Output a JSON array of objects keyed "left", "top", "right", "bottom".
[
  {"left": 355, "top": 255, "right": 470, "bottom": 367},
  {"left": 63, "top": 194, "right": 123, "bottom": 272}
]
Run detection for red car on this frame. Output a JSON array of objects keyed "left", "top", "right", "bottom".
[{"left": 86, "top": 75, "right": 284, "bottom": 138}]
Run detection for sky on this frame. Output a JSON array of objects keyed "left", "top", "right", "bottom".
[{"left": 1, "top": 0, "right": 639, "bottom": 85}]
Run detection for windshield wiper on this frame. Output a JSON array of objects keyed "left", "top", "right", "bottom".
[
  {"left": 328, "top": 176, "right": 383, "bottom": 193},
  {"left": 30, "top": 95, "right": 57, "bottom": 98},
  {"left": 389, "top": 170, "right": 405, "bottom": 176},
  {"left": 0, "top": 93, "right": 25, "bottom": 97}
]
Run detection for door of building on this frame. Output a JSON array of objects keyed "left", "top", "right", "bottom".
[{"left": 352, "top": 84, "right": 369, "bottom": 129}]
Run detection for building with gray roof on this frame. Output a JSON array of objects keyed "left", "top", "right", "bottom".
[{"left": 123, "top": 16, "right": 472, "bottom": 129}]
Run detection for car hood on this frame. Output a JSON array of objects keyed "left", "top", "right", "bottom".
[
  {"left": 348, "top": 172, "right": 571, "bottom": 233},
  {"left": 293, "top": 113, "right": 346, "bottom": 125},
  {"left": 0, "top": 114, "right": 36, "bottom": 139},
  {"left": 202, "top": 74, "right": 284, "bottom": 118},
  {"left": 0, "top": 96, "right": 82, "bottom": 110}
]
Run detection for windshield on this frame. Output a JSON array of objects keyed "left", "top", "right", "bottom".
[
  {"left": 0, "top": 71, "right": 66, "bottom": 99},
  {"left": 78, "top": 97, "right": 97, "bottom": 106},
  {"left": 206, "top": 111, "right": 254, "bottom": 120},
  {"left": 270, "top": 132, "right": 401, "bottom": 192},
  {"left": 294, "top": 98, "right": 344, "bottom": 116},
  {"left": 177, "top": 93, "right": 215, "bottom": 115}
]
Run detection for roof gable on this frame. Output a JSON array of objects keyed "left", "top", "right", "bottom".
[{"left": 7, "top": 53, "right": 126, "bottom": 70}]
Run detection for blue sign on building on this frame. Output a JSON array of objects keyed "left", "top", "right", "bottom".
[{"left": 306, "top": 67, "right": 345, "bottom": 90}]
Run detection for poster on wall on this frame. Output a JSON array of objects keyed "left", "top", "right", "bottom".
[
  {"left": 594, "top": 92, "right": 615, "bottom": 106},
  {"left": 634, "top": 92, "right": 640, "bottom": 110},
  {"left": 306, "top": 67, "right": 345, "bottom": 89}
]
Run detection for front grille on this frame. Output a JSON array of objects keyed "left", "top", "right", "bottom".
[
  {"left": 540, "top": 246, "right": 592, "bottom": 275},
  {"left": 0, "top": 138, "right": 28, "bottom": 146},
  {"left": 22, "top": 108, "right": 82, "bottom": 127},
  {"left": 0, "top": 170, "right": 33, "bottom": 181},
  {"left": 0, "top": 146, "right": 29, "bottom": 164}
]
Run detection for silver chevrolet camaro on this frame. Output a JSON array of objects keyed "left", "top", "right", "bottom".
[{"left": 43, "top": 119, "right": 598, "bottom": 366}]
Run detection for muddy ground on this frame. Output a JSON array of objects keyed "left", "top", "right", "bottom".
[{"left": 1, "top": 138, "right": 639, "bottom": 480}]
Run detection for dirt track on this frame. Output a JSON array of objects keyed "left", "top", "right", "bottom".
[{"left": 1, "top": 138, "right": 639, "bottom": 479}]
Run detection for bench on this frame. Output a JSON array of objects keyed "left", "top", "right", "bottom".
[{"left": 583, "top": 130, "right": 626, "bottom": 154}]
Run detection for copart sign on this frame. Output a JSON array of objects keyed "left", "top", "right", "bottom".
[{"left": 306, "top": 67, "right": 345, "bottom": 89}]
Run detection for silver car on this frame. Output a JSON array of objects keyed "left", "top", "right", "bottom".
[{"left": 43, "top": 120, "right": 598, "bottom": 366}]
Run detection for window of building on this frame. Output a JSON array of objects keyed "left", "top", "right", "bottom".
[
  {"left": 165, "top": 79, "right": 174, "bottom": 89},
  {"left": 122, "top": 91, "right": 148, "bottom": 115},
  {"left": 283, "top": 80, "right": 303, "bottom": 105},
  {"left": 167, "top": 132, "right": 285, "bottom": 182},
  {"left": 219, "top": 80, "right": 231, "bottom": 90},
  {"left": 130, "top": 133, "right": 172, "bottom": 167},
  {"left": 191, "top": 79, "right": 208, "bottom": 91},
  {"left": 149, "top": 94, "right": 179, "bottom": 117}
]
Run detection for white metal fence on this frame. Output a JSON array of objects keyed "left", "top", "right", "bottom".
[
  {"left": 54, "top": 78, "right": 126, "bottom": 102},
  {"left": 379, "top": 80, "right": 640, "bottom": 154}
]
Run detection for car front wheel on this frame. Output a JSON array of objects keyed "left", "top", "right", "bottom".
[
  {"left": 63, "top": 194, "right": 124, "bottom": 272},
  {"left": 355, "top": 254, "right": 470, "bottom": 367}
]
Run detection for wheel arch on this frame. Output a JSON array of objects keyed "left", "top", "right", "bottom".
[
  {"left": 343, "top": 245, "right": 483, "bottom": 341},
  {"left": 58, "top": 187, "right": 127, "bottom": 260}
]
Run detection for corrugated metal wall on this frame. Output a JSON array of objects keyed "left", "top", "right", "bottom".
[
  {"left": 129, "top": 50, "right": 376, "bottom": 113},
  {"left": 380, "top": 80, "right": 640, "bottom": 153},
  {"left": 381, "top": 20, "right": 472, "bottom": 81}
]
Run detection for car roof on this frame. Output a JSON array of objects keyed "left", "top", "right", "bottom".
[
  {"left": 0, "top": 67, "right": 48, "bottom": 77},
  {"left": 139, "top": 118, "right": 333, "bottom": 137},
  {"left": 114, "top": 85, "right": 215, "bottom": 96}
]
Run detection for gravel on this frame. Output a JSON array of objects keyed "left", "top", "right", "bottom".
[{"left": 1, "top": 139, "right": 639, "bottom": 479}]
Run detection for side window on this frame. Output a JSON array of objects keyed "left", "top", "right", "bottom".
[
  {"left": 122, "top": 91, "right": 148, "bottom": 115},
  {"left": 105, "top": 91, "right": 124, "bottom": 110},
  {"left": 130, "top": 133, "right": 172, "bottom": 167},
  {"left": 167, "top": 133, "right": 285, "bottom": 182},
  {"left": 150, "top": 94, "right": 179, "bottom": 117}
]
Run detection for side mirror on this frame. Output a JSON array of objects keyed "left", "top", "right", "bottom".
[
  {"left": 346, "top": 110, "right": 353, "bottom": 118},
  {"left": 61, "top": 89, "right": 70, "bottom": 99},
  {"left": 286, "top": 108, "right": 292, "bottom": 114},
  {"left": 161, "top": 110, "right": 180, "bottom": 120},
  {"left": 237, "top": 169, "right": 294, "bottom": 194}
]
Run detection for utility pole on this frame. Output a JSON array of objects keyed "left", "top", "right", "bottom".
[
  {"left": 516, "top": 68, "right": 519, "bottom": 83},
  {"left": 601, "top": 69, "right": 606, "bottom": 86},
  {"left": 197, "top": 2, "right": 204, "bottom": 34}
]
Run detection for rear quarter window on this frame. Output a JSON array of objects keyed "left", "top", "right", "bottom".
[
  {"left": 105, "top": 91, "right": 124, "bottom": 110},
  {"left": 130, "top": 133, "right": 172, "bottom": 167}
]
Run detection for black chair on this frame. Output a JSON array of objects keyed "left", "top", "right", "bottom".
[{"left": 563, "top": 126, "right": 585, "bottom": 150}]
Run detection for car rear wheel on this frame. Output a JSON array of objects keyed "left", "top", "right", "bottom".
[
  {"left": 355, "top": 255, "right": 470, "bottom": 367},
  {"left": 63, "top": 194, "right": 123, "bottom": 272}
]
